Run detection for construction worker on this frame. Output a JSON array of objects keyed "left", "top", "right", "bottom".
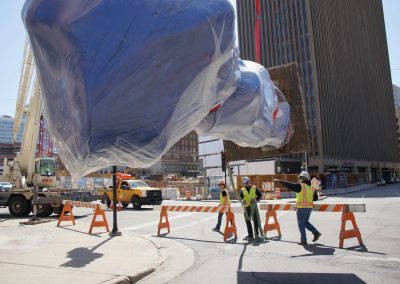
[
  {"left": 274, "top": 171, "right": 322, "bottom": 246},
  {"left": 212, "top": 180, "right": 230, "bottom": 232},
  {"left": 240, "top": 176, "right": 262, "bottom": 241}
]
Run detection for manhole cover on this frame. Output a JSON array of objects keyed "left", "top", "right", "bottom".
[{"left": 0, "top": 227, "right": 52, "bottom": 255}]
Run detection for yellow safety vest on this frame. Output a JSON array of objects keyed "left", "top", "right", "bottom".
[
  {"left": 241, "top": 186, "right": 257, "bottom": 207},
  {"left": 219, "top": 188, "right": 231, "bottom": 206},
  {"left": 296, "top": 183, "right": 314, "bottom": 208}
]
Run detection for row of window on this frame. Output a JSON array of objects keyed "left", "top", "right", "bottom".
[{"left": 163, "top": 164, "right": 198, "bottom": 171}]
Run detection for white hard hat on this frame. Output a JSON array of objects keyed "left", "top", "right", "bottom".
[
  {"left": 218, "top": 179, "right": 225, "bottom": 185},
  {"left": 299, "top": 171, "right": 310, "bottom": 180},
  {"left": 242, "top": 176, "right": 250, "bottom": 185}
]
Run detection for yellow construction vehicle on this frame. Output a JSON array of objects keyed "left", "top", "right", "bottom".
[{"left": 101, "top": 173, "right": 163, "bottom": 209}]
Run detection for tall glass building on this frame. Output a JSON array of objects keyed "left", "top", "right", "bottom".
[
  {"left": 236, "top": 0, "right": 399, "bottom": 178},
  {"left": 0, "top": 115, "right": 25, "bottom": 144}
]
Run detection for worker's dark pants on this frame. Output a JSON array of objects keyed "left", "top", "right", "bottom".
[
  {"left": 215, "top": 212, "right": 232, "bottom": 230},
  {"left": 296, "top": 208, "right": 318, "bottom": 242},
  {"left": 245, "top": 206, "right": 259, "bottom": 237}
]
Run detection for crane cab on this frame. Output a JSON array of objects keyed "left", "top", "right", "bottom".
[{"left": 34, "top": 157, "right": 56, "bottom": 188}]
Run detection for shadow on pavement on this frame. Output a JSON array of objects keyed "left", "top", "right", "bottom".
[
  {"left": 291, "top": 243, "right": 335, "bottom": 257},
  {"left": 237, "top": 271, "right": 366, "bottom": 284},
  {"left": 269, "top": 238, "right": 386, "bottom": 256},
  {"left": 117, "top": 207, "right": 154, "bottom": 211},
  {"left": 0, "top": 213, "right": 91, "bottom": 220},
  {"left": 57, "top": 225, "right": 104, "bottom": 237},
  {"left": 157, "top": 235, "right": 239, "bottom": 244},
  {"left": 237, "top": 242, "right": 249, "bottom": 272},
  {"left": 61, "top": 237, "right": 113, "bottom": 268}
]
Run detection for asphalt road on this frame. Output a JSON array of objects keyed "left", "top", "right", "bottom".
[{"left": 1, "top": 184, "right": 399, "bottom": 283}]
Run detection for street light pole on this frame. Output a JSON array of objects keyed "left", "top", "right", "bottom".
[{"left": 110, "top": 165, "right": 121, "bottom": 236}]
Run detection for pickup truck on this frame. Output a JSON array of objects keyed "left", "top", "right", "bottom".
[{"left": 101, "top": 178, "right": 163, "bottom": 209}]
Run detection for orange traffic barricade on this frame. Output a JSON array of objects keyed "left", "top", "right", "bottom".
[
  {"left": 259, "top": 203, "right": 366, "bottom": 248},
  {"left": 155, "top": 205, "right": 243, "bottom": 241},
  {"left": 57, "top": 200, "right": 109, "bottom": 234}
]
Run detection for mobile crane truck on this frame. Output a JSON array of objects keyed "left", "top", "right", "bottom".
[{"left": 0, "top": 40, "right": 68, "bottom": 217}]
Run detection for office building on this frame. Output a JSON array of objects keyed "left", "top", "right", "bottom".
[
  {"left": 0, "top": 115, "right": 26, "bottom": 173},
  {"left": 0, "top": 115, "right": 25, "bottom": 144},
  {"left": 393, "top": 84, "right": 400, "bottom": 157},
  {"left": 140, "top": 131, "right": 199, "bottom": 176},
  {"left": 236, "top": 0, "right": 399, "bottom": 179}
]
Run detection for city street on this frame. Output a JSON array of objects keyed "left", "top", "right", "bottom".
[{"left": 1, "top": 184, "right": 400, "bottom": 283}]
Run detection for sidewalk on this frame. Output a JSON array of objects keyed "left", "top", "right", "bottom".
[{"left": 0, "top": 218, "right": 163, "bottom": 284}]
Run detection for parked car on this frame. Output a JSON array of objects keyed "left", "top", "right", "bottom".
[
  {"left": 0, "top": 182, "right": 12, "bottom": 192},
  {"left": 376, "top": 179, "right": 386, "bottom": 186}
]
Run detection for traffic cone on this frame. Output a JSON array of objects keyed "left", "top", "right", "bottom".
[{"left": 117, "top": 201, "right": 122, "bottom": 211}]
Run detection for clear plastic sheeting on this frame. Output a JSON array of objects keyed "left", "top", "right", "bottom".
[
  {"left": 22, "top": 0, "right": 291, "bottom": 177},
  {"left": 195, "top": 60, "right": 291, "bottom": 148}
]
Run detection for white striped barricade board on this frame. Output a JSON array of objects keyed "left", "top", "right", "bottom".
[
  {"left": 153, "top": 205, "right": 243, "bottom": 214},
  {"left": 259, "top": 203, "right": 366, "bottom": 212},
  {"left": 259, "top": 203, "right": 366, "bottom": 248},
  {"left": 62, "top": 200, "right": 107, "bottom": 210},
  {"left": 154, "top": 205, "right": 244, "bottom": 241},
  {"left": 58, "top": 200, "right": 109, "bottom": 234}
]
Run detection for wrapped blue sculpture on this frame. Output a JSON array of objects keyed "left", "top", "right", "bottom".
[{"left": 23, "top": 0, "right": 291, "bottom": 176}]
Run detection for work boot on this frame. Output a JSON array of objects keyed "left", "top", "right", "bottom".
[
  {"left": 312, "top": 232, "right": 322, "bottom": 242},
  {"left": 255, "top": 235, "right": 263, "bottom": 242},
  {"left": 299, "top": 240, "right": 308, "bottom": 246},
  {"left": 243, "top": 235, "right": 254, "bottom": 241}
]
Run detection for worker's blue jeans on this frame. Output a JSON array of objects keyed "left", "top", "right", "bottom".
[
  {"left": 296, "top": 208, "right": 318, "bottom": 242},
  {"left": 215, "top": 212, "right": 233, "bottom": 230}
]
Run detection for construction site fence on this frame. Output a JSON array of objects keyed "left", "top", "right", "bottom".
[{"left": 236, "top": 173, "right": 370, "bottom": 193}]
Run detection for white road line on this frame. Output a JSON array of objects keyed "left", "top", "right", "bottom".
[
  {"left": 339, "top": 255, "right": 400, "bottom": 263},
  {"left": 173, "top": 215, "right": 217, "bottom": 231}
]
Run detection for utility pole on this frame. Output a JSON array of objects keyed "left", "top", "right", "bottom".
[{"left": 110, "top": 165, "right": 121, "bottom": 236}]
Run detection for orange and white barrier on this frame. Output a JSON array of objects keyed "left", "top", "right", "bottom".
[
  {"left": 259, "top": 203, "right": 365, "bottom": 248},
  {"left": 259, "top": 203, "right": 366, "bottom": 213},
  {"left": 154, "top": 205, "right": 243, "bottom": 241},
  {"left": 57, "top": 200, "right": 109, "bottom": 234},
  {"left": 61, "top": 200, "right": 107, "bottom": 210},
  {"left": 154, "top": 205, "right": 243, "bottom": 213}
]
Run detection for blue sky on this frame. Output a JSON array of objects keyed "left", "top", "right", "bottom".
[{"left": 0, "top": 0, "right": 399, "bottom": 117}]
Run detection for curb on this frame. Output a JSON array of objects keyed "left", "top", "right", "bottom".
[{"left": 107, "top": 233, "right": 168, "bottom": 284}]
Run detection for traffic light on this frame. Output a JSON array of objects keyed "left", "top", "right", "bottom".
[
  {"left": 230, "top": 166, "right": 234, "bottom": 175},
  {"left": 221, "top": 151, "right": 226, "bottom": 172}
]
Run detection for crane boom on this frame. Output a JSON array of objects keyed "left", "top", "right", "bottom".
[
  {"left": 13, "top": 38, "right": 34, "bottom": 143},
  {"left": 7, "top": 38, "right": 56, "bottom": 188},
  {"left": 16, "top": 79, "right": 42, "bottom": 180}
]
